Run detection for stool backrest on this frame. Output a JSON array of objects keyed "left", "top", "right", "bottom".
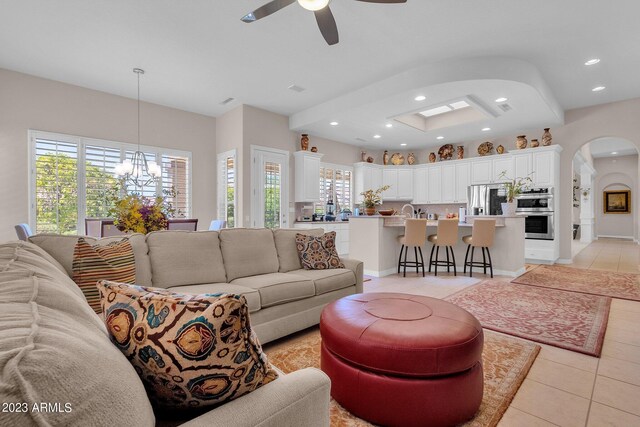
[
  {"left": 471, "top": 219, "right": 496, "bottom": 248},
  {"left": 403, "top": 219, "right": 427, "bottom": 247},
  {"left": 436, "top": 219, "right": 459, "bottom": 246}
]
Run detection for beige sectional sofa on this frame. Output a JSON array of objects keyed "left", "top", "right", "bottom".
[{"left": 0, "top": 228, "right": 363, "bottom": 426}]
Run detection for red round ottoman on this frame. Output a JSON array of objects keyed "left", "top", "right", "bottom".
[{"left": 320, "top": 293, "right": 484, "bottom": 427}]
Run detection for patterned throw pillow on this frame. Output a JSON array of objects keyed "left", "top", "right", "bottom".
[
  {"left": 72, "top": 238, "right": 136, "bottom": 313},
  {"left": 295, "top": 231, "right": 345, "bottom": 270},
  {"left": 96, "top": 281, "right": 278, "bottom": 409}
]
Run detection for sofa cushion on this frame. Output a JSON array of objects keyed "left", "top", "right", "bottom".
[
  {"left": 291, "top": 268, "right": 356, "bottom": 296},
  {"left": 96, "top": 281, "right": 278, "bottom": 409},
  {"left": 28, "top": 233, "right": 152, "bottom": 286},
  {"left": 146, "top": 230, "right": 226, "bottom": 288},
  {"left": 296, "top": 232, "right": 345, "bottom": 270},
  {"left": 72, "top": 238, "right": 136, "bottom": 313},
  {"left": 231, "top": 273, "right": 315, "bottom": 308},
  {"left": 0, "top": 242, "right": 155, "bottom": 427},
  {"left": 167, "top": 283, "right": 261, "bottom": 313},
  {"left": 220, "top": 229, "right": 279, "bottom": 282},
  {"left": 274, "top": 228, "right": 324, "bottom": 273}
]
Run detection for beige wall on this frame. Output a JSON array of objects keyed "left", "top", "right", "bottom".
[
  {"left": 215, "top": 106, "right": 244, "bottom": 225},
  {"left": 0, "top": 68, "right": 216, "bottom": 242},
  {"left": 594, "top": 154, "right": 638, "bottom": 239}
]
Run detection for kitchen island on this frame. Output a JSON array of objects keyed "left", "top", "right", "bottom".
[{"left": 349, "top": 215, "right": 525, "bottom": 277}]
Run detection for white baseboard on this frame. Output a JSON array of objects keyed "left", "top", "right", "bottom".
[
  {"left": 368, "top": 265, "right": 524, "bottom": 278},
  {"left": 556, "top": 258, "right": 573, "bottom": 265},
  {"left": 525, "top": 258, "right": 555, "bottom": 265},
  {"left": 597, "top": 234, "right": 634, "bottom": 240}
]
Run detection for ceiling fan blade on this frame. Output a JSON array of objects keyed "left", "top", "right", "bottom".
[
  {"left": 314, "top": 6, "right": 339, "bottom": 45},
  {"left": 354, "top": 0, "right": 407, "bottom": 3},
  {"left": 241, "top": 0, "right": 296, "bottom": 23}
]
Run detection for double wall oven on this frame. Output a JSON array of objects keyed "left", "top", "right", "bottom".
[{"left": 516, "top": 188, "right": 554, "bottom": 240}]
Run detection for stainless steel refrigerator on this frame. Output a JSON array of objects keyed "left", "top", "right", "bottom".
[{"left": 467, "top": 184, "right": 507, "bottom": 216}]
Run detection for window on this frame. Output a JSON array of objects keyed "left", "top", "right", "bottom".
[
  {"left": 217, "top": 150, "right": 236, "bottom": 228},
  {"left": 314, "top": 164, "right": 353, "bottom": 214},
  {"left": 30, "top": 131, "right": 192, "bottom": 234}
]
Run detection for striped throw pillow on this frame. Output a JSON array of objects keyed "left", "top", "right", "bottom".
[{"left": 72, "top": 238, "right": 136, "bottom": 313}]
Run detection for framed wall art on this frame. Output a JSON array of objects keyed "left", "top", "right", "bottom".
[{"left": 603, "top": 190, "right": 631, "bottom": 214}]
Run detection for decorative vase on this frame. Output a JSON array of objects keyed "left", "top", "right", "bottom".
[
  {"left": 478, "top": 142, "right": 494, "bottom": 156},
  {"left": 366, "top": 156, "right": 374, "bottom": 163},
  {"left": 383, "top": 150, "right": 389, "bottom": 166},
  {"left": 457, "top": 145, "right": 464, "bottom": 160},
  {"left": 516, "top": 135, "right": 528, "bottom": 149},
  {"left": 365, "top": 207, "right": 376, "bottom": 216},
  {"left": 496, "top": 144, "right": 505, "bottom": 154},
  {"left": 542, "top": 128, "right": 552, "bottom": 146},
  {"left": 300, "top": 134, "right": 309, "bottom": 151},
  {"left": 428, "top": 152, "right": 436, "bottom": 163},
  {"left": 530, "top": 139, "right": 540, "bottom": 148},
  {"left": 501, "top": 202, "right": 517, "bottom": 216},
  {"left": 310, "top": 146, "right": 318, "bottom": 153},
  {"left": 407, "top": 152, "right": 416, "bottom": 165},
  {"left": 361, "top": 151, "right": 367, "bottom": 162}
]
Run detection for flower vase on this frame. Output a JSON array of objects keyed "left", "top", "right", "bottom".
[
  {"left": 501, "top": 202, "right": 517, "bottom": 216},
  {"left": 365, "top": 207, "right": 376, "bottom": 216}
]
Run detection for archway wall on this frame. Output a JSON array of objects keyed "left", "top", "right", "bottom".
[
  {"left": 488, "top": 97, "right": 640, "bottom": 260},
  {"left": 595, "top": 167, "right": 637, "bottom": 239}
]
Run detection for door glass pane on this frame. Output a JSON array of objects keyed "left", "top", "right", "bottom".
[
  {"left": 226, "top": 156, "right": 235, "bottom": 227},
  {"left": 264, "top": 161, "right": 281, "bottom": 229}
]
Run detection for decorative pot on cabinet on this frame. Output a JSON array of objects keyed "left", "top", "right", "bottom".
[
  {"left": 516, "top": 135, "right": 528, "bottom": 149},
  {"left": 457, "top": 145, "right": 464, "bottom": 160},
  {"left": 311, "top": 146, "right": 318, "bottom": 153},
  {"left": 383, "top": 150, "right": 389, "bottom": 165},
  {"left": 496, "top": 144, "right": 505, "bottom": 154},
  {"left": 300, "top": 134, "right": 309, "bottom": 151},
  {"left": 366, "top": 156, "right": 374, "bottom": 163},
  {"left": 542, "top": 128, "right": 553, "bottom": 146},
  {"left": 530, "top": 139, "right": 540, "bottom": 148},
  {"left": 365, "top": 207, "right": 376, "bottom": 216},
  {"left": 428, "top": 152, "right": 436, "bottom": 163},
  {"left": 361, "top": 151, "right": 367, "bottom": 162},
  {"left": 478, "top": 142, "right": 494, "bottom": 156},
  {"left": 407, "top": 152, "right": 416, "bottom": 165}
]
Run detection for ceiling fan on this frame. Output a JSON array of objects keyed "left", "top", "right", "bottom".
[{"left": 241, "top": 0, "right": 407, "bottom": 46}]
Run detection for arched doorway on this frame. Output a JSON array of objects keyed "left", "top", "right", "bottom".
[{"left": 571, "top": 137, "right": 639, "bottom": 261}]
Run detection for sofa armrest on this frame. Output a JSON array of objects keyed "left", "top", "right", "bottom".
[
  {"left": 179, "top": 368, "right": 331, "bottom": 427},
  {"left": 342, "top": 258, "right": 364, "bottom": 293}
]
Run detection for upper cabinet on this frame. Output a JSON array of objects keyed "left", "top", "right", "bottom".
[
  {"left": 509, "top": 146, "right": 561, "bottom": 187},
  {"left": 294, "top": 151, "right": 323, "bottom": 202},
  {"left": 492, "top": 156, "right": 514, "bottom": 182},
  {"left": 382, "top": 167, "right": 414, "bottom": 201},
  {"left": 354, "top": 162, "right": 383, "bottom": 203},
  {"left": 454, "top": 161, "right": 470, "bottom": 203},
  {"left": 470, "top": 156, "right": 514, "bottom": 184},
  {"left": 427, "top": 165, "right": 442, "bottom": 203},
  {"left": 413, "top": 166, "right": 428, "bottom": 204}
]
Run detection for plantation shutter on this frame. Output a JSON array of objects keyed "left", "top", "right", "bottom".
[
  {"left": 85, "top": 144, "right": 121, "bottom": 218},
  {"left": 162, "top": 154, "right": 189, "bottom": 217}
]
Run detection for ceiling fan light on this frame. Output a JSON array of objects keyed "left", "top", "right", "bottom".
[{"left": 297, "top": 0, "right": 330, "bottom": 11}]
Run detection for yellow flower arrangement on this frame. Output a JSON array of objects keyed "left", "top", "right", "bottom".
[{"left": 109, "top": 184, "right": 176, "bottom": 234}]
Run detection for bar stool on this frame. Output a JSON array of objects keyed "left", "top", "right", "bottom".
[
  {"left": 397, "top": 219, "right": 428, "bottom": 277},
  {"left": 463, "top": 219, "right": 497, "bottom": 278},
  {"left": 427, "top": 219, "right": 459, "bottom": 276}
]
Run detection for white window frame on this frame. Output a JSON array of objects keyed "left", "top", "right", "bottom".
[
  {"left": 250, "top": 145, "right": 290, "bottom": 228},
  {"left": 28, "top": 129, "right": 192, "bottom": 233},
  {"left": 217, "top": 149, "right": 237, "bottom": 228},
  {"left": 316, "top": 162, "right": 354, "bottom": 213}
]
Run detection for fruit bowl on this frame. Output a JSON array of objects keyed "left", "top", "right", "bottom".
[{"left": 378, "top": 209, "right": 395, "bottom": 216}]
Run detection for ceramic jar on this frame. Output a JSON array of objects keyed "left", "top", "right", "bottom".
[
  {"left": 300, "top": 134, "right": 309, "bottom": 151},
  {"left": 542, "top": 128, "right": 552, "bottom": 146},
  {"left": 383, "top": 150, "right": 389, "bottom": 165},
  {"left": 429, "top": 152, "right": 436, "bottom": 163},
  {"left": 516, "top": 135, "right": 528, "bottom": 149},
  {"left": 530, "top": 139, "right": 540, "bottom": 148},
  {"left": 407, "top": 152, "right": 416, "bottom": 165},
  {"left": 457, "top": 145, "right": 464, "bottom": 160},
  {"left": 496, "top": 144, "right": 505, "bottom": 154},
  {"left": 311, "top": 146, "right": 318, "bottom": 153}
]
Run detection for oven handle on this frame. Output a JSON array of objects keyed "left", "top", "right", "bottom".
[
  {"left": 516, "top": 195, "right": 554, "bottom": 200},
  {"left": 520, "top": 212, "right": 554, "bottom": 216}
]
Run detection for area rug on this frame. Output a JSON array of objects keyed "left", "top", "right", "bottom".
[
  {"left": 445, "top": 281, "right": 610, "bottom": 356},
  {"left": 266, "top": 328, "right": 539, "bottom": 427},
  {"left": 512, "top": 264, "right": 640, "bottom": 301}
]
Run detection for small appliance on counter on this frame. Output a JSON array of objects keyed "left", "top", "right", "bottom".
[
  {"left": 340, "top": 208, "right": 352, "bottom": 221},
  {"left": 325, "top": 199, "right": 336, "bottom": 222},
  {"left": 427, "top": 213, "right": 438, "bottom": 220},
  {"left": 312, "top": 213, "right": 324, "bottom": 222},
  {"left": 301, "top": 205, "right": 314, "bottom": 222},
  {"left": 458, "top": 207, "right": 467, "bottom": 223}
]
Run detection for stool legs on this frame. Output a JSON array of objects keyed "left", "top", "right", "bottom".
[
  {"left": 464, "top": 245, "right": 493, "bottom": 278},
  {"left": 398, "top": 245, "right": 405, "bottom": 274},
  {"left": 486, "top": 247, "right": 493, "bottom": 278},
  {"left": 398, "top": 245, "right": 426, "bottom": 277},
  {"left": 403, "top": 244, "right": 409, "bottom": 277},
  {"left": 428, "top": 245, "right": 457, "bottom": 276},
  {"left": 428, "top": 245, "right": 435, "bottom": 272},
  {"left": 463, "top": 244, "right": 470, "bottom": 274},
  {"left": 450, "top": 247, "right": 457, "bottom": 276},
  {"left": 418, "top": 247, "right": 425, "bottom": 277}
]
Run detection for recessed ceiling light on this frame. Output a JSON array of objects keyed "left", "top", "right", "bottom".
[
  {"left": 329, "top": 121, "right": 338, "bottom": 126},
  {"left": 592, "top": 86, "right": 606, "bottom": 92},
  {"left": 373, "top": 135, "right": 381, "bottom": 139},
  {"left": 482, "top": 127, "right": 491, "bottom": 132},
  {"left": 436, "top": 136, "right": 444, "bottom": 140},
  {"left": 385, "top": 123, "right": 393, "bottom": 128},
  {"left": 495, "top": 97, "right": 508, "bottom": 103},
  {"left": 401, "top": 143, "right": 407, "bottom": 146},
  {"left": 611, "top": 151, "right": 618, "bottom": 155},
  {"left": 414, "top": 95, "right": 426, "bottom": 101},
  {"left": 585, "top": 58, "right": 600, "bottom": 66}
]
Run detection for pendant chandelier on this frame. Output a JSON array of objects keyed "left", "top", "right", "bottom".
[{"left": 114, "top": 68, "right": 161, "bottom": 188}]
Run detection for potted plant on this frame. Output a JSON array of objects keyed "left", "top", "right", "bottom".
[
  {"left": 498, "top": 171, "right": 533, "bottom": 216},
  {"left": 360, "top": 185, "right": 390, "bottom": 216}
]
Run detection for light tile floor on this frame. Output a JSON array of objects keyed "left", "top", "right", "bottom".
[{"left": 362, "top": 238, "right": 640, "bottom": 427}]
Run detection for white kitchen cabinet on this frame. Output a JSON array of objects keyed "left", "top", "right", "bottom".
[
  {"left": 382, "top": 167, "right": 413, "bottom": 201},
  {"left": 441, "top": 164, "right": 456, "bottom": 203},
  {"left": 470, "top": 158, "right": 492, "bottom": 184},
  {"left": 413, "top": 166, "right": 428, "bottom": 204},
  {"left": 427, "top": 165, "right": 442, "bottom": 203},
  {"left": 532, "top": 150, "right": 554, "bottom": 187},
  {"left": 492, "top": 156, "right": 514, "bottom": 182},
  {"left": 512, "top": 153, "right": 532, "bottom": 181},
  {"left": 454, "top": 162, "right": 470, "bottom": 203},
  {"left": 354, "top": 162, "right": 383, "bottom": 203},
  {"left": 294, "top": 151, "right": 323, "bottom": 202}
]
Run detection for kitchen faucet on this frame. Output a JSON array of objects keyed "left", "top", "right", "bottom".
[{"left": 401, "top": 204, "right": 415, "bottom": 219}]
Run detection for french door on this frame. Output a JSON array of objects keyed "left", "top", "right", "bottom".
[{"left": 251, "top": 146, "right": 289, "bottom": 229}]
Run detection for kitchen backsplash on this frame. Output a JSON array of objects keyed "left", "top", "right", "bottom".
[{"left": 376, "top": 202, "right": 468, "bottom": 219}]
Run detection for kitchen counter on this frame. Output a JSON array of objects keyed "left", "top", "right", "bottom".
[{"left": 349, "top": 216, "right": 525, "bottom": 278}]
